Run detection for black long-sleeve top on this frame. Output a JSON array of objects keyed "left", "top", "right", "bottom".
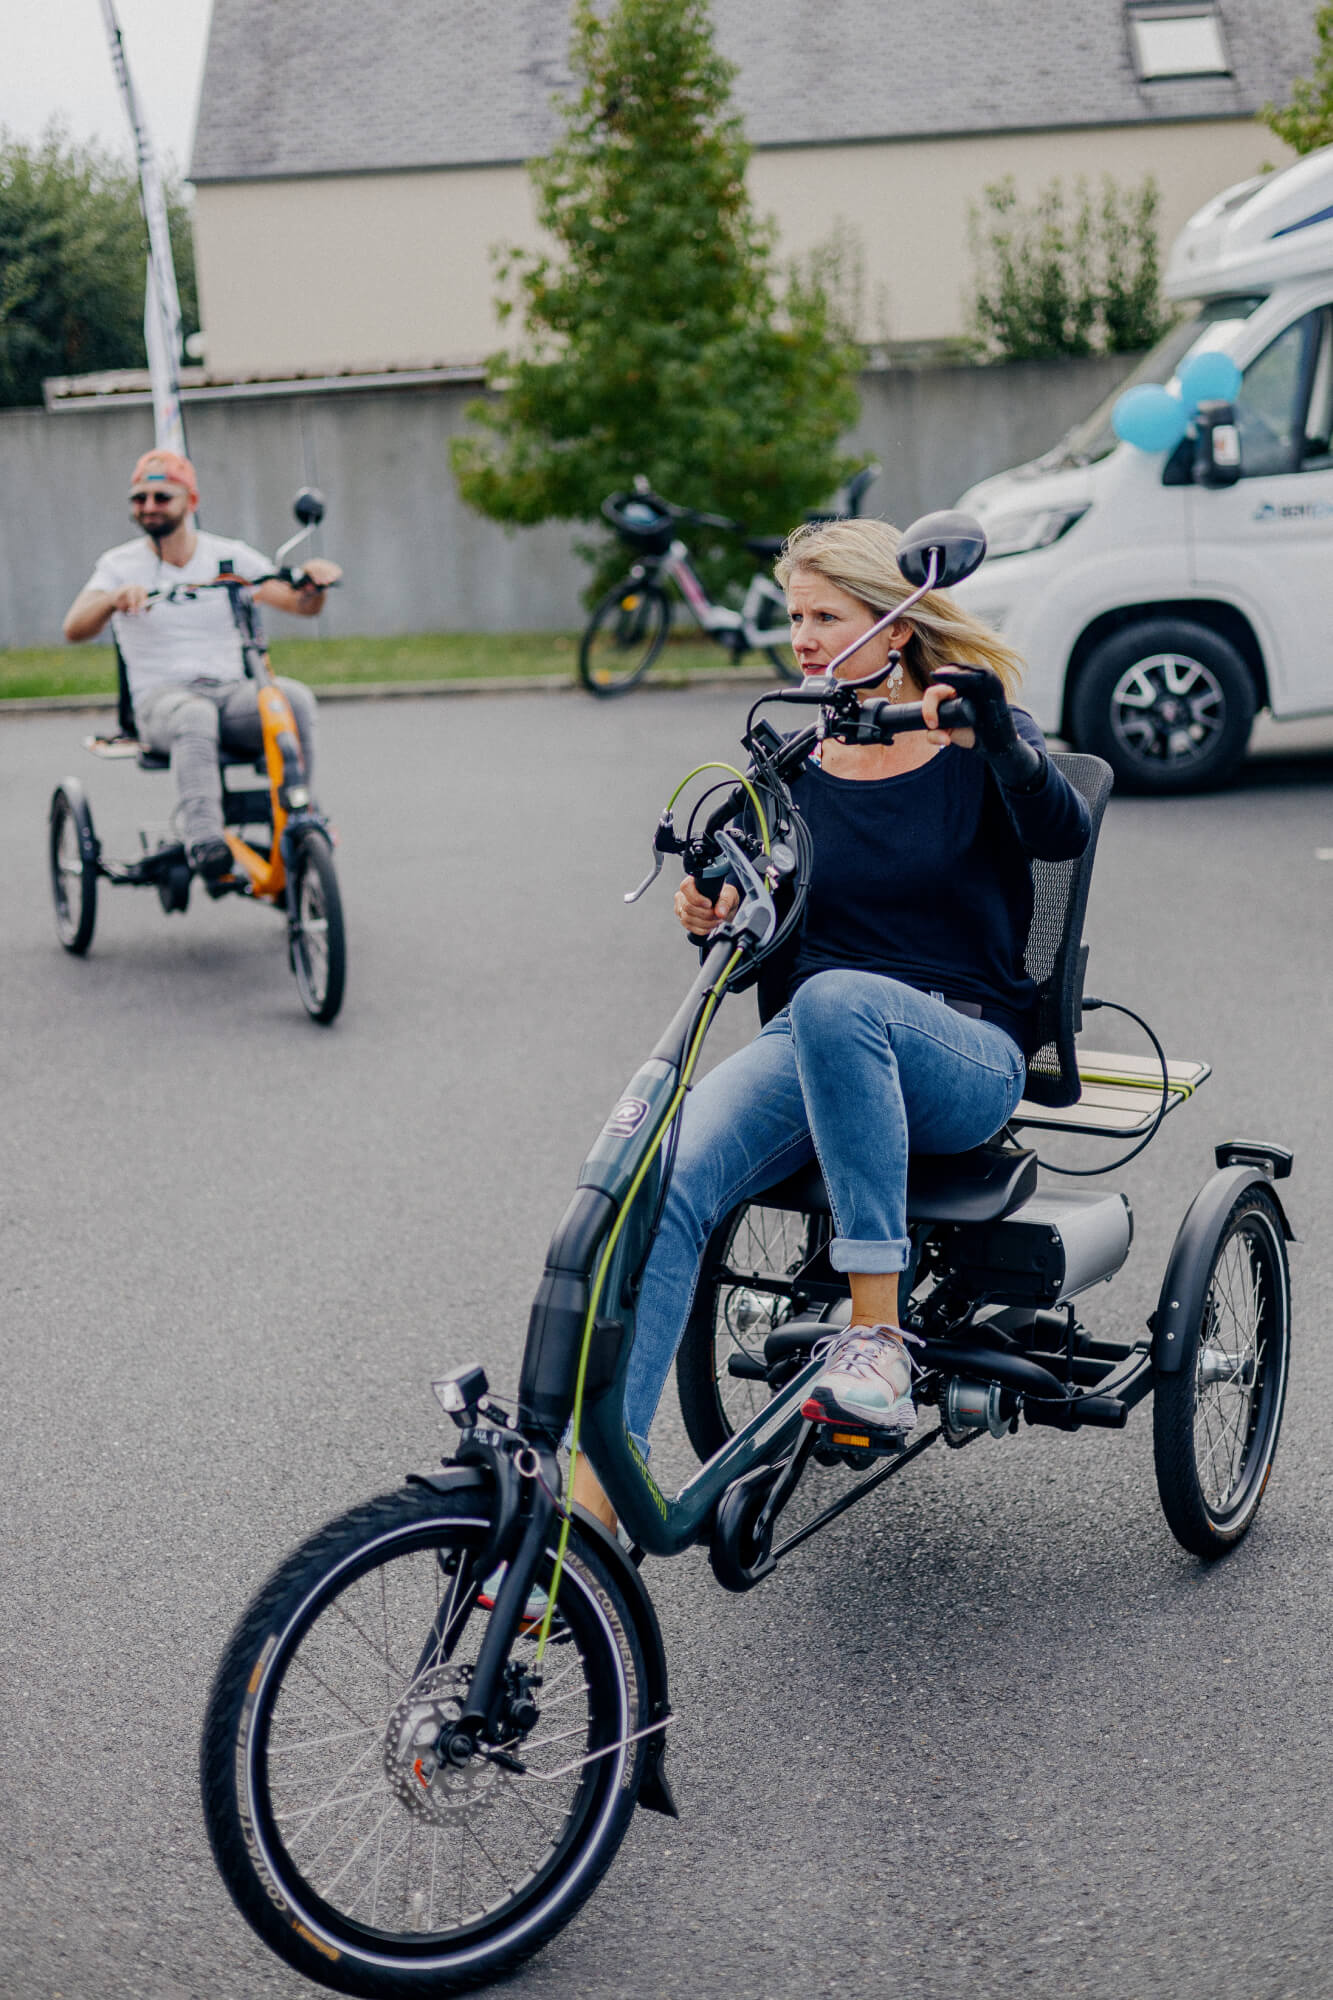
[{"left": 771, "top": 712, "right": 1091, "bottom": 1056}]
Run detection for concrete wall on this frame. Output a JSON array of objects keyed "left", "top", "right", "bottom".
[
  {"left": 0, "top": 351, "right": 1136, "bottom": 651},
  {"left": 191, "top": 119, "right": 1294, "bottom": 376}
]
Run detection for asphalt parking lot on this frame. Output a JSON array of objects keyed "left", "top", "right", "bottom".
[{"left": 3, "top": 687, "right": 1333, "bottom": 2000}]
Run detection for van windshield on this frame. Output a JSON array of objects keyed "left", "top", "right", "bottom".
[{"left": 1048, "top": 296, "right": 1268, "bottom": 467}]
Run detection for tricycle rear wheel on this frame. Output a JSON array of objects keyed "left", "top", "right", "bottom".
[
  {"left": 676, "top": 1202, "right": 824, "bottom": 1462},
  {"left": 1152, "top": 1186, "right": 1290, "bottom": 1558},
  {"left": 49, "top": 781, "right": 98, "bottom": 954}
]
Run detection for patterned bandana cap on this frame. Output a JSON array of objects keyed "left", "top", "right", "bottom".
[{"left": 130, "top": 449, "right": 198, "bottom": 503}]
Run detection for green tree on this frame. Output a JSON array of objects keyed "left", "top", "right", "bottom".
[
  {"left": 450, "top": 0, "right": 861, "bottom": 593},
  {"left": 969, "top": 173, "right": 1170, "bottom": 363},
  {"left": 1261, "top": 2, "right": 1333, "bottom": 153},
  {"left": 0, "top": 125, "right": 198, "bottom": 409}
]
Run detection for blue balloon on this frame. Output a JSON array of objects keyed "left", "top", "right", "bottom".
[
  {"left": 1177, "top": 349, "right": 1242, "bottom": 411},
  {"left": 1112, "top": 384, "right": 1190, "bottom": 454}
]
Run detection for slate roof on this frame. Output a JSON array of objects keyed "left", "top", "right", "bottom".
[{"left": 190, "top": 0, "right": 1318, "bottom": 183}]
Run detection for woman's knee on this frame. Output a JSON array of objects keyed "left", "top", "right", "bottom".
[{"left": 788, "top": 967, "right": 894, "bottom": 1037}]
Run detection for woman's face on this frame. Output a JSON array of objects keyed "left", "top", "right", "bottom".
[{"left": 785, "top": 567, "right": 911, "bottom": 683}]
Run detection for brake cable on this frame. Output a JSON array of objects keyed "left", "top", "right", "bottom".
[{"left": 1032, "top": 998, "right": 1173, "bottom": 1177}]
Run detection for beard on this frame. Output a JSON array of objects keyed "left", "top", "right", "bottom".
[{"left": 142, "top": 512, "right": 180, "bottom": 542}]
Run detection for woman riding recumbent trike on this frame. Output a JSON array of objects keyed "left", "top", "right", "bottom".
[
  {"left": 198, "top": 509, "right": 1293, "bottom": 1999},
  {"left": 48, "top": 489, "right": 345, "bottom": 1024}
]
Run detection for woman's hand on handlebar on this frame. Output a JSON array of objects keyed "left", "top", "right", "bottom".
[
  {"left": 922, "top": 675, "right": 977, "bottom": 750},
  {"left": 674, "top": 876, "right": 740, "bottom": 936}
]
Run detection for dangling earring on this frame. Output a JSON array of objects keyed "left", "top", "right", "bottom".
[{"left": 886, "top": 649, "right": 904, "bottom": 699}]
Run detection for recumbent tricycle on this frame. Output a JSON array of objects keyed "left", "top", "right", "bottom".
[
  {"left": 47, "top": 489, "right": 345, "bottom": 1024},
  {"left": 199, "top": 511, "right": 1292, "bottom": 1996}
]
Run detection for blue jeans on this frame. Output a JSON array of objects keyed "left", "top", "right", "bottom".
[{"left": 623, "top": 969, "right": 1027, "bottom": 1450}]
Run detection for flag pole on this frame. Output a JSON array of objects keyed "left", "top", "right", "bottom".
[{"left": 99, "top": 0, "right": 188, "bottom": 458}]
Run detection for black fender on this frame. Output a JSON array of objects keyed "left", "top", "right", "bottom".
[
  {"left": 407, "top": 1467, "right": 677, "bottom": 1819},
  {"left": 1151, "top": 1165, "right": 1294, "bottom": 1375}
]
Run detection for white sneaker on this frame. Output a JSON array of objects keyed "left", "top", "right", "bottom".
[{"left": 802, "top": 1324, "right": 919, "bottom": 1434}]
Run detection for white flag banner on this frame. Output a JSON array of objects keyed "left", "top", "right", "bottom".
[{"left": 100, "top": 0, "right": 187, "bottom": 455}]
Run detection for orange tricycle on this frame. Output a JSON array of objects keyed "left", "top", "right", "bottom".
[{"left": 48, "top": 489, "right": 346, "bottom": 1024}]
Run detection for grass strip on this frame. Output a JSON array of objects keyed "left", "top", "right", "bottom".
[{"left": 0, "top": 629, "right": 748, "bottom": 701}]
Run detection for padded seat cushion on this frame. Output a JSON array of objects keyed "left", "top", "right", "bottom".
[{"left": 751, "top": 1140, "right": 1038, "bottom": 1227}]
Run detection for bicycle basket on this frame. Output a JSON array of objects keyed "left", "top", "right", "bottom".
[{"left": 601, "top": 492, "right": 676, "bottom": 554}]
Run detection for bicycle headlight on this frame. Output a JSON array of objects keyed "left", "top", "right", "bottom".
[{"left": 982, "top": 504, "right": 1090, "bottom": 561}]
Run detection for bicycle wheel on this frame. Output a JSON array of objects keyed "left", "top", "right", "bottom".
[
  {"left": 201, "top": 1484, "right": 649, "bottom": 1998},
  {"left": 578, "top": 580, "right": 670, "bottom": 696},
  {"left": 49, "top": 781, "right": 98, "bottom": 954},
  {"left": 676, "top": 1201, "right": 823, "bottom": 1462},
  {"left": 289, "top": 831, "right": 346, "bottom": 1025},
  {"left": 1153, "top": 1186, "right": 1291, "bottom": 1558}
]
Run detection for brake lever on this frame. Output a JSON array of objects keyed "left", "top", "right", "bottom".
[
  {"left": 624, "top": 811, "right": 685, "bottom": 903},
  {"left": 703, "top": 829, "right": 781, "bottom": 952}
]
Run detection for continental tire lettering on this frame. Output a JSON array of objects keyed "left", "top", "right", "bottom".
[{"left": 568, "top": 1550, "right": 640, "bottom": 1793}]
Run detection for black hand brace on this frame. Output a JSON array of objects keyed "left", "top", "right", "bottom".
[{"left": 928, "top": 666, "right": 1044, "bottom": 791}]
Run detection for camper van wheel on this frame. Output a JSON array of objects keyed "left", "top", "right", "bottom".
[{"left": 1070, "top": 619, "right": 1255, "bottom": 795}]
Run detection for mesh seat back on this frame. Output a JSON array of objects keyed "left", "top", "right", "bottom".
[{"left": 1020, "top": 752, "right": 1114, "bottom": 1107}]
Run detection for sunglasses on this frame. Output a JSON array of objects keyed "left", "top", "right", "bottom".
[{"left": 128, "top": 487, "right": 183, "bottom": 505}]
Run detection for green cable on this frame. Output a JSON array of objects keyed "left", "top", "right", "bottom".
[
  {"left": 534, "top": 946, "right": 743, "bottom": 1661},
  {"left": 665, "top": 763, "right": 772, "bottom": 855}
]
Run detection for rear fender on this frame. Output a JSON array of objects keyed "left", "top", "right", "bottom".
[{"left": 1151, "top": 1164, "right": 1293, "bottom": 1375}]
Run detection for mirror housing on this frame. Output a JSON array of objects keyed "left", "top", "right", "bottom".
[
  {"left": 293, "top": 486, "right": 326, "bottom": 525},
  {"left": 1193, "top": 402, "right": 1241, "bottom": 488},
  {"left": 896, "top": 510, "right": 987, "bottom": 588}
]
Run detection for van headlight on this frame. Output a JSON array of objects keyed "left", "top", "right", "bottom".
[{"left": 983, "top": 504, "right": 1090, "bottom": 560}]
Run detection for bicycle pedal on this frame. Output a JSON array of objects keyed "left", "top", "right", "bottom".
[{"left": 801, "top": 1402, "right": 910, "bottom": 1457}]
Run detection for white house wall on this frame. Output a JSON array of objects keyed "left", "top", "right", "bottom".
[{"left": 192, "top": 120, "right": 1293, "bottom": 379}]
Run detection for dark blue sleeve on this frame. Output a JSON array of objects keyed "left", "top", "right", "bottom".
[{"left": 995, "top": 710, "right": 1091, "bottom": 861}]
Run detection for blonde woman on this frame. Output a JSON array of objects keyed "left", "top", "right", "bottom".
[{"left": 574, "top": 518, "right": 1090, "bottom": 1527}]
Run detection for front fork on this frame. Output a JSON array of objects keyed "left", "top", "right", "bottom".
[{"left": 445, "top": 1428, "right": 560, "bottom": 1745}]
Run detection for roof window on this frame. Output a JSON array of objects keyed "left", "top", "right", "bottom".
[{"left": 1128, "top": 4, "right": 1230, "bottom": 80}]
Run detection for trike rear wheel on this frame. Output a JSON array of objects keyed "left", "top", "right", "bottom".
[
  {"left": 1152, "top": 1187, "right": 1291, "bottom": 1558},
  {"left": 200, "top": 1484, "right": 649, "bottom": 1998},
  {"left": 289, "top": 831, "right": 346, "bottom": 1024},
  {"left": 676, "top": 1202, "right": 824, "bottom": 1462},
  {"left": 49, "top": 782, "right": 98, "bottom": 954}
]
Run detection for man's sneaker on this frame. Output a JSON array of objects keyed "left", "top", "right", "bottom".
[
  {"left": 802, "top": 1324, "right": 920, "bottom": 1435},
  {"left": 188, "top": 836, "right": 233, "bottom": 881}
]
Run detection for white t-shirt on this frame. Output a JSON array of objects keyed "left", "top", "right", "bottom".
[{"left": 85, "top": 531, "right": 271, "bottom": 706}]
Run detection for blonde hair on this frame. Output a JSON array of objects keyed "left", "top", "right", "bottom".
[{"left": 775, "top": 516, "right": 1024, "bottom": 697}]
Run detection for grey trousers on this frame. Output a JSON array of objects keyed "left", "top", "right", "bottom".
[{"left": 135, "top": 677, "right": 317, "bottom": 849}]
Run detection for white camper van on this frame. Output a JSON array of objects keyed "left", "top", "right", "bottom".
[{"left": 954, "top": 143, "right": 1333, "bottom": 792}]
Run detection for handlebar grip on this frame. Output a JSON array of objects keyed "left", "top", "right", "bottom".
[{"left": 689, "top": 860, "right": 732, "bottom": 907}]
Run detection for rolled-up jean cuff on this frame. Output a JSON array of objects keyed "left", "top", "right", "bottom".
[{"left": 829, "top": 1236, "right": 912, "bottom": 1275}]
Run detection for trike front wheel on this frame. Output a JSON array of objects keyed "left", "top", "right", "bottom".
[
  {"left": 579, "top": 579, "right": 670, "bottom": 695},
  {"left": 200, "top": 1483, "right": 649, "bottom": 1998},
  {"left": 49, "top": 781, "right": 98, "bottom": 954},
  {"left": 289, "top": 831, "right": 346, "bottom": 1024},
  {"left": 1153, "top": 1186, "right": 1291, "bottom": 1558}
]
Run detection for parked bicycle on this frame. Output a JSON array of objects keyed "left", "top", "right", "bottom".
[{"left": 578, "top": 466, "right": 878, "bottom": 697}]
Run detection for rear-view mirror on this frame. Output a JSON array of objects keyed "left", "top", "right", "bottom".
[
  {"left": 897, "top": 510, "right": 987, "bottom": 588},
  {"left": 1193, "top": 402, "right": 1241, "bottom": 488},
  {"left": 293, "top": 486, "right": 326, "bottom": 526}
]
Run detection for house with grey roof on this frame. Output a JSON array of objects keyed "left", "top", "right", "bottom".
[{"left": 187, "top": 0, "right": 1314, "bottom": 379}]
